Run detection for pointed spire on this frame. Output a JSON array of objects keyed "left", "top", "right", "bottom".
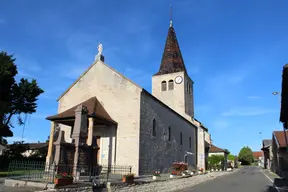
[{"left": 154, "top": 8, "right": 187, "bottom": 76}]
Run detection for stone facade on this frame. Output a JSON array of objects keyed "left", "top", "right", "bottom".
[
  {"left": 56, "top": 59, "right": 142, "bottom": 174},
  {"left": 152, "top": 72, "right": 194, "bottom": 121},
  {"left": 139, "top": 90, "right": 197, "bottom": 174},
  {"left": 46, "top": 22, "right": 212, "bottom": 176}
]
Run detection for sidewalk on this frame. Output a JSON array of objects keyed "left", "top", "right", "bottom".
[{"left": 262, "top": 169, "right": 288, "bottom": 191}]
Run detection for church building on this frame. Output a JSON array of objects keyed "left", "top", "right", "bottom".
[{"left": 45, "top": 19, "right": 211, "bottom": 175}]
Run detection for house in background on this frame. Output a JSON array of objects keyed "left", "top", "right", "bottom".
[
  {"left": 21, "top": 142, "right": 48, "bottom": 157},
  {"left": 271, "top": 131, "right": 288, "bottom": 178},
  {"left": 261, "top": 139, "right": 272, "bottom": 169},
  {"left": 6, "top": 142, "right": 48, "bottom": 158},
  {"left": 208, "top": 144, "right": 229, "bottom": 170},
  {"left": 252, "top": 151, "right": 264, "bottom": 167}
]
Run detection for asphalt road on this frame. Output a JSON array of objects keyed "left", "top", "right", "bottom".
[{"left": 181, "top": 166, "right": 288, "bottom": 192}]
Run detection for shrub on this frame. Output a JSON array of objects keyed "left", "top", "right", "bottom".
[{"left": 55, "top": 172, "right": 73, "bottom": 179}]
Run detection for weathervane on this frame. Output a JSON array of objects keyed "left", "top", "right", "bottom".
[{"left": 170, "top": 4, "right": 173, "bottom": 27}]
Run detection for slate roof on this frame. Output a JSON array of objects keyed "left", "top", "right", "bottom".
[
  {"left": 154, "top": 25, "right": 187, "bottom": 76},
  {"left": 46, "top": 97, "right": 117, "bottom": 125},
  {"left": 262, "top": 139, "right": 272, "bottom": 147}
]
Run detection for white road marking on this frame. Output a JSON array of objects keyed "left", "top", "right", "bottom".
[{"left": 260, "top": 169, "right": 280, "bottom": 192}]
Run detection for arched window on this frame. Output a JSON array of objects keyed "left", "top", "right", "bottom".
[
  {"left": 152, "top": 119, "right": 156, "bottom": 136},
  {"left": 168, "top": 126, "right": 171, "bottom": 141},
  {"left": 168, "top": 80, "right": 174, "bottom": 90},
  {"left": 161, "top": 81, "right": 167, "bottom": 91},
  {"left": 180, "top": 132, "right": 183, "bottom": 145}
]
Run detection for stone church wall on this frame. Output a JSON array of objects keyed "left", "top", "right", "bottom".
[
  {"left": 139, "top": 90, "right": 197, "bottom": 175},
  {"left": 56, "top": 60, "right": 142, "bottom": 174}
]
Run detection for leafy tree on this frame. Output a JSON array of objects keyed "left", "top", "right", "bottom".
[
  {"left": 4, "top": 141, "right": 28, "bottom": 159},
  {"left": 208, "top": 155, "right": 225, "bottom": 169},
  {"left": 238, "top": 146, "right": 254, "bottom": 165},
  {"left": 0, "top": 51, "right": 44, "bottom": 137},
  {"left": 228, "top": 154, "right": 235, "bottom": 161}
]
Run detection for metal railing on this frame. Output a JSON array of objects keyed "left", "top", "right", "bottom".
[{"left": 7, "top": 161, "right": 132, "bottom": 184}]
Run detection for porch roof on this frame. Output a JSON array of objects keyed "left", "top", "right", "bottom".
[{"left": 46, "top": 97, "right": 117, "bottom": 125}]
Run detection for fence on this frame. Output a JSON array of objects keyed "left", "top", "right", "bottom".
[{"left": 7, "top": 161, "right": 132, "bottom": 184}]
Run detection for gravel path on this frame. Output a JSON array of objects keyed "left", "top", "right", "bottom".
[{"left": 110, "top": 170, "right": 238, "bottom": 192}]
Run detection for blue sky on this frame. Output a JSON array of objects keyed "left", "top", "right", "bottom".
[{"left": 1, "top": 0, "right": 288, "bottom": 155}]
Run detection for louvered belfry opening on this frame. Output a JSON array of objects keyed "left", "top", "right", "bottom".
[
  {"left": 280, "top": 64, "right": 288, "bottom": 149},
  {"left": 154, "top": 26, "right": 187, "bottom": 76}
]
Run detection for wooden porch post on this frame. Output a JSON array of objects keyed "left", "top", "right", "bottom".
[
  {"left": 45, "top": 121, "right": 55, "bottom": 170},
  {"left": 87, "top": 117, "right": 94, "bottom": 145}
]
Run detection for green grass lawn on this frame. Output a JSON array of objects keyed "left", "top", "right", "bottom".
[{"left": 0, "top": 170, "right": 43, "bottom": 177}]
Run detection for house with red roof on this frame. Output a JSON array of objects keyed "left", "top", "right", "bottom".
[
  {"left": 209, "top": 144, "right": 229, "bottom": 170},
  {"left": 271, "top": 130, "right": 288, "bottom": 178}
]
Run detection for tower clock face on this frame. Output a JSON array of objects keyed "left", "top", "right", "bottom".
[{"left": 175, "top": 76, "right": 183, "bottom": 84}]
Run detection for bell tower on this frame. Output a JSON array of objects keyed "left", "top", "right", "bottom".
[{"left": 152, "top": 15, "right": 194, "bottom": 120}]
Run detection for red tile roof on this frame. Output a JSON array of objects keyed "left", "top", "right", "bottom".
[
  {"left": 273, "top": 131, "right": 288, "bottom": 148},
  {"left": 209, "top": 144, "right": 226, "bottom": 153},
  {"left": 253, "top": 151, "right": 263, "bottom": 159}
]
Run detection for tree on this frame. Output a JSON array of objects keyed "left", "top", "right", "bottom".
[
  {"left": 0, "top": 51, "right": 44, "bottom": 137},
  {"left": 238, "top": 146, "right": 254, "bottom": 165},
  {"left": 208, "top": 155, "right": 225, "bottom": 170},
  {"left": 4, "top": 141, "right": 29, "bottom": 159},
  {"left": 228, "top": 154, "right": 235, "bottom": 161}
]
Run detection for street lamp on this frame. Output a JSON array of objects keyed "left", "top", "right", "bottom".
[
  {"left": 272, "top": 92, "right": 280, "bottom": 95},
  {"left": 184, "top": 151, "right": 194, "bottom": 167},
  {"left": 272, "top": 91, "right": 281, "bottom": 109}
]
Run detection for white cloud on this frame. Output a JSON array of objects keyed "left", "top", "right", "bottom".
[
  {"left": 221, "top": 107, "right": 276, "bottom": 117},
  {"left": 247, "top": 96, "right": 260, "bottom": 99},
  {"left": 212, "top": 119, "right": 230, "bottom": 130}
]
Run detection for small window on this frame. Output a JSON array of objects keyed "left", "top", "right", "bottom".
[
  {"left": 186, "top": 82, "right": 189, "bottom": 94},
  {"left": 152, "top": 119, "right": 156, "bottom": 137},
  {"left": 168, "top": 126, "right": 171, "bottom": 141},
  {"left": 168, "top": 80, "right": 174, "bottom": 90},
  {"left": 180, "top": 132, "right": 183, "bottom": 145},
  {"left": 161, "top": 81, "right": 167, "bottom": 91},
  {"left": 189, "top": 137, "right": 191, "bottom": 148},
  {"left": 189, "top": 86, "right": 192, "bottom": 94}
]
